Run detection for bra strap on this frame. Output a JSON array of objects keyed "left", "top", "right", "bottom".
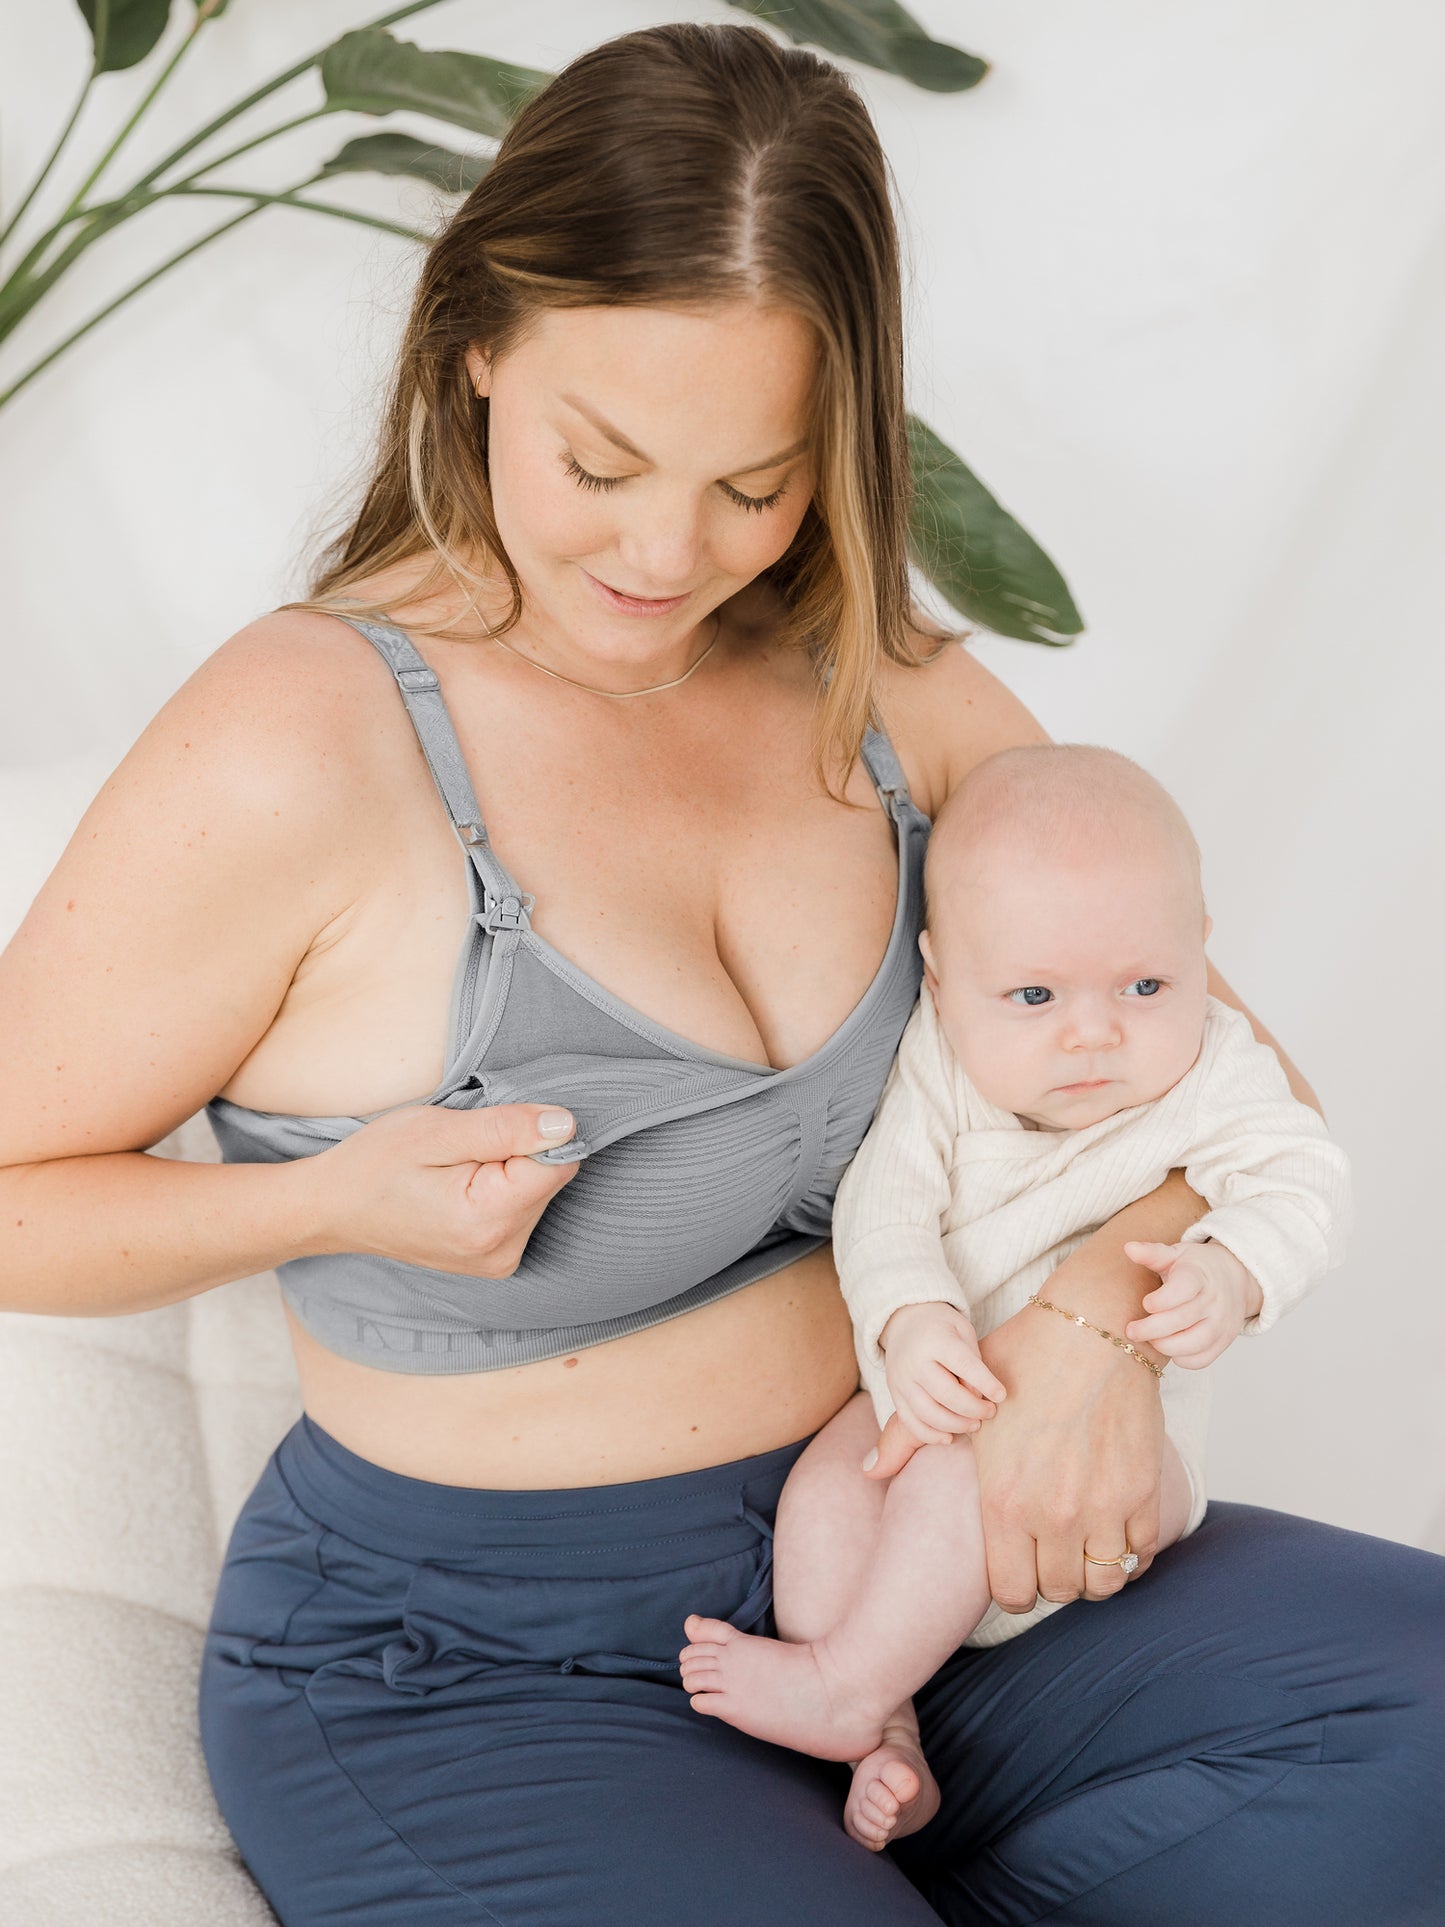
[
  {"left": 860, "top": 720, "right": 921, "bottom": 825},
  {"left": 818, "top": 656, "right": 924, "bottom": 825},
  {"left": 330, "top": 610, "right": 531, "bottom": 925}
]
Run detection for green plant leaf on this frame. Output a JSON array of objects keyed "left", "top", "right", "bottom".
[
  {"left": 320, "top": 30, "right": 552, "bottom": 140},
  {"left": 724, "top": 0, "right": 987, "bottom": 92},
  {"left": 907, "top": 416, "right": 1083, "bottom": 643},
  {"left": 75, "top": 0, "right": 174, "bottom": 73},
  {"left": 317, "top": 132, "right": 491, "bottom": 196}
]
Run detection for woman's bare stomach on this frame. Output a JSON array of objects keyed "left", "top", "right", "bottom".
[{"left": 285, "top": 1243, "right": 864, "bottom": 1488}]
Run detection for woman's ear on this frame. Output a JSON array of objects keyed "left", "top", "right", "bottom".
[
  {"left": 1202, "top": 911, "right": 1214, "bottom": 943},
  {"left": 466, "top": 344, "right": 492, "bottom": 397}
]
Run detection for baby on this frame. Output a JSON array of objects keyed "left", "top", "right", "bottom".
[{"left": 677, "top": 743, "right": 1352, "bottom": 1852}]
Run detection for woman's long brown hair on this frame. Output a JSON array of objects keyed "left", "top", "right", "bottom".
[{"left": 282, "top": 21, "right": 955, "bottom": 790}]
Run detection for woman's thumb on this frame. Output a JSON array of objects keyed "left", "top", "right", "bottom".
[{"left": 432, "top": 1103, "right": 577, "bottom": 1163}]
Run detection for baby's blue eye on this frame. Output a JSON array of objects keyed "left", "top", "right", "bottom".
[
  {"left": 1008, "top": 986, "right": 1053, "bottom": 1006},
  {"left": 1123, "top": 978, "right": 1163, "bottom": 997}
]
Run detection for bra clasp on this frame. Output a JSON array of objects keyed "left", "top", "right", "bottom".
[{"left": 478, "top": 889, "right": 535, "bottom": 933}]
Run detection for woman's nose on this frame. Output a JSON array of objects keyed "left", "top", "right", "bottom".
[{"left": 614, "top": 493, "right": 702, "bottom": 589}]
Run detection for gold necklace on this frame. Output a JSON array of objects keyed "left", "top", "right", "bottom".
[{"left": 487, "top": 612, "right": 721, "bottom": 699}]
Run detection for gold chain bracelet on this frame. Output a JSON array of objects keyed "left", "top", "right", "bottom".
[{"left": 1028, "top": 1292, "right": 1167, "bottom": 1377}]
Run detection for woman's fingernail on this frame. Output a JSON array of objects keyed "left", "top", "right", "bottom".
[
  {"left": 861, "top": 1448, "right": 878, "bottom": 1471},
  {"left": 538, "top": 1111, "right": 574, "bottom": 1138}
]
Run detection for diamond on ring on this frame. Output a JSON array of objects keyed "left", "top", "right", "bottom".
[{"left": 1120, "top": 1552, "right": 1140, "bottom": 1575}]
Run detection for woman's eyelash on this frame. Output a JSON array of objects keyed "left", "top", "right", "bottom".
[
  {"left": 561, "top": 452, "right": 788, "bottom": 514},
  {"left": 562, "top": 453, "right": 617, "bottom": 496}
]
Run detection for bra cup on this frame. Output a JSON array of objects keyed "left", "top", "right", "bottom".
[
  {"left": 469, "top": 1053, "right": 764, "bottom": 1152},
  {"left": 515, "top": 1104, "right": 805, "bottom": 1319}
]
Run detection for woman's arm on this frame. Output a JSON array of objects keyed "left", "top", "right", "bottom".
[
  {"left": 0, "top": 623, "right": 581, "bottom": 1316},
  {"left": 1207, "top": 958, "right": 1321, "bottom": 1115},
  {"left": 0, "top": 626, "right": 355, "bottom": 1312}
]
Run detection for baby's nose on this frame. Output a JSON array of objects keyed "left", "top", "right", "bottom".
[{"left": 1063, "top": 1011, "right": 1123, "bottom": 1050}]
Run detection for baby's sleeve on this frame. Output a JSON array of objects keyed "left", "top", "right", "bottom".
[
  {"left": 1177, "top": 1006, "right": 1353, "bottom": 1335},
  {"left": 832, "top": 990, "right": 971, "bottom": 1410}
]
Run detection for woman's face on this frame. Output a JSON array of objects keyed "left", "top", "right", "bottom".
[{"left": 464, "top": 301, "right": 817, "bottom": 674}]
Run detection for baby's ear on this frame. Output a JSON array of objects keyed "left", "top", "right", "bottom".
[
  {"left": 1202, "top": 911, "right": 1214, "bottom": 943},
  {"left": 918, "top": 929, "right": 940, "bottom": 995}
]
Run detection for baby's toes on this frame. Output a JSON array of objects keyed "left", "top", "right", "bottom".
[
  {"left": 678, "top": 1641, "right": 722, "bottom": 1665},
  {"left": 683, "top": 1614, "right": 735, "bottom": 1645},
  {"left": 679, "top": 1654, "right": 721, "bottom": 1688},
  {"left": 858, "top": 1778, "right": 900, "bottom": 1828},
  {"left": 849, "top": 1813, "right": 891, "bottom": 1851},
  {"left": 857, "top": 1794, "right": 897, "bottom": 1834},
  {"left": 876, "top": 1756, "right": 920, "bottom": 1807},
  {"left": 844, "top": 1789, "right": 897, "bottom": 1852}
]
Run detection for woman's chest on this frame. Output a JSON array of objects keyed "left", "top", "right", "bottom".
[{"left": 215, "top": 679, "right": 906, "bottom": 1119}]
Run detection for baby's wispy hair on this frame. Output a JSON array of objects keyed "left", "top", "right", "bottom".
[{"left": 923, "top": 743, "right": 1205, "bottom": 922}]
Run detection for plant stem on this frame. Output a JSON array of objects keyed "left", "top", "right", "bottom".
[
  {"left": 0, "top": 1, "right": 446, "bottom": 338},
  {"left": 126, "top": 0, "right": 450, "bottom": 196},
  {"left": 62, "top": 0, "right": 223, "bottom": 219},
  {"left": 164, "top": 108, "right": 334, "bottom": 194},
  {"left": 169, "top": 180, "right": 424, "bottom": 240},
  {"left": 0, "top": 71, "right": 95, "bottom": 253},
  {"left": 0, "top": 187, "right": 426, "bottom": 411}
]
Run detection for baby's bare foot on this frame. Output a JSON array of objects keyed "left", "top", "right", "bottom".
[
  {"left": 678, "top": 1614, "right": 888, "bottom": 1761},
  {"left": 844, "top": 1728, "right": 941, "bottom": 1853}
]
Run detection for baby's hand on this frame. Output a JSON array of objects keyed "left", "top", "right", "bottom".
[
  {"left": 1122, "top": 1238, "right": 1265, "bottom": 1368},
  {"left": 877, "top": 1301, "right": 1008, "bottom": 1448}
]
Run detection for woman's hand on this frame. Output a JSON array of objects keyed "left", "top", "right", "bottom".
[
  {"left": 296, "top": 1103, "right": 579, "bottom": 1275},
  {"left": 971, "top": 1301, "right": 1166, "bottom": 1609}
]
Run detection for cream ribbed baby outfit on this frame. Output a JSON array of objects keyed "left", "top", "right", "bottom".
[{"left": 832, "top": 987, "right": 1352, "bottom": 1646}]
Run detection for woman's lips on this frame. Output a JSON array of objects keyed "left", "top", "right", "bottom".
[{"left": 582, "top": 569, "right": 691, "bottom": 617}]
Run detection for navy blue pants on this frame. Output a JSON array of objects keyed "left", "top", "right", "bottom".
[{"left": 199, "top": 1414, "right": 1445, "bottom": 1924}]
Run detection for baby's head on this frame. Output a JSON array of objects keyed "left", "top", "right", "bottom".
[{"left": 921, "top": 744, "right": 1213, "bottom": 1131}]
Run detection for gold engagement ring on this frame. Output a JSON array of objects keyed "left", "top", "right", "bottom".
[{"left": 1084, "top": 1543, "right": 1140, "bottom": 1576}]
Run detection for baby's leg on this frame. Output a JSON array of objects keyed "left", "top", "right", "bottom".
[
  {"left": 680, "top": 1394, "right": 990, "bottom": 1761},
  {"left": 770, "top": 1389, "right": 892, "bottom": 1646},
  {"left": 767, "top": 1394, "right": 945, "bottom": 1853}
]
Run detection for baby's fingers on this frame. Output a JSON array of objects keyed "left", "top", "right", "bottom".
[
  {"left": 1125, "top": 1298, "right": 1207, "bottom": 1343},
  {"left": 920, "top": 1361, "right": 996, "bottom": 1424},
  {"left": 895, "top": 1383, "right": 976, "bottom": 1444},
  {"left": 1124, "top": 1238, "right": 1182, "bottom": 1275},
  {"left": 938, "top": 1343, "right": 1007, "bottom": 1406},
  {"left": 1154, "top": 1321, "right": 1231, "bottom": 1369}
]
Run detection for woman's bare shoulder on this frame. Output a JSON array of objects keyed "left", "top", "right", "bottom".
[
  {"left": 0, "top": 607, "right": 395, "bottom": 1165},
  {"left": 872, "top": 620, "right": 1053, "bottom": 819},
  {"left": 200, "top": 602, "right": 393, "bottom": 727}
]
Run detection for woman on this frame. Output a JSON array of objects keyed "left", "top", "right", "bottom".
[{"left": 1, "top": 22, "right": 1439, "bottom": 1925}]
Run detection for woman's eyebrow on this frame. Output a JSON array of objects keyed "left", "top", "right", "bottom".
[{"left": 558, "top": 393, "right": 808, "bottom": 473}]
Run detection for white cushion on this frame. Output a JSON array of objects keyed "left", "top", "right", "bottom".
[{"left": 0, "top": 1108, "right": 298, "bottom": 1925}]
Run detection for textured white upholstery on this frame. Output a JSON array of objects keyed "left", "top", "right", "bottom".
[{"left": 0, "top": 1108, "right": 296, "bottom": 1925}]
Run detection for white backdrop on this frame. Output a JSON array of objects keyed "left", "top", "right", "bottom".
[{"left": 3, "top": 0, "right": 1442, "bottom": 1549}]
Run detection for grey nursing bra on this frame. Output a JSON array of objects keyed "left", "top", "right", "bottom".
[{"left": 206, "top": 612, "right": 931, "bottom": 1373}]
